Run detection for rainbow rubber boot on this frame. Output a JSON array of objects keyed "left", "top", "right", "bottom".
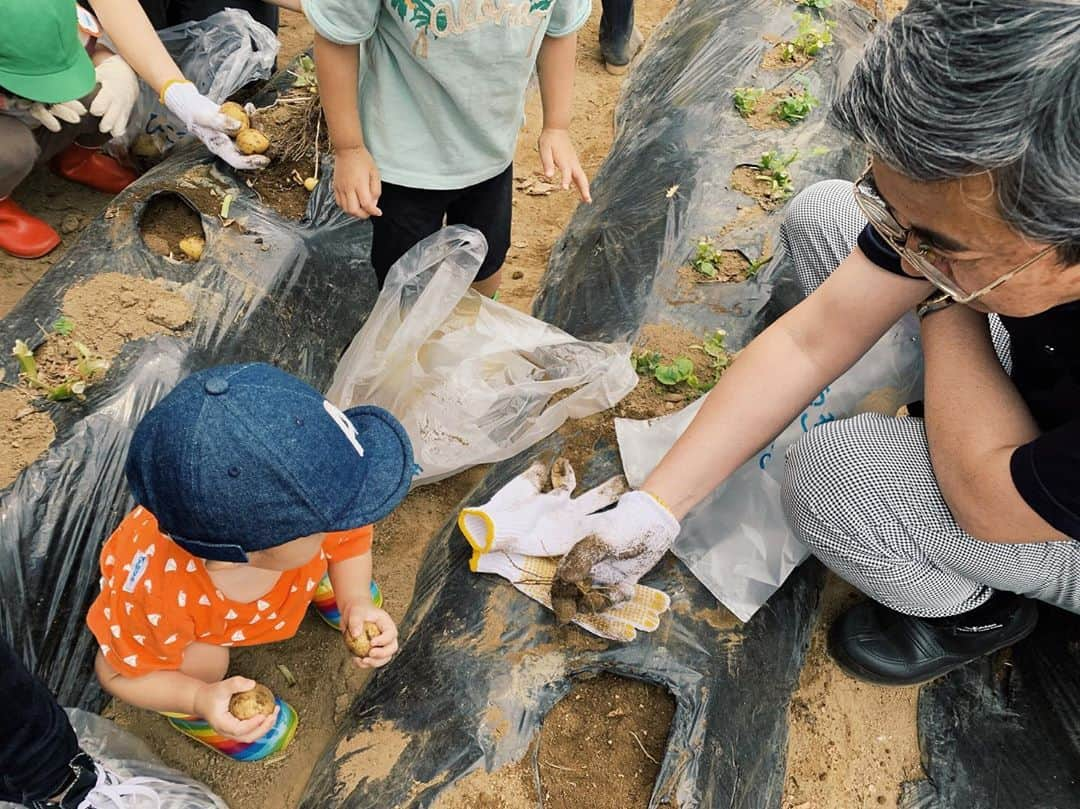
[
  {"left": 163, "top": 696, "right": 298, "bottom": 762},
  {"left": 312, "top": 574, "right": 383, "bottom": 631}
]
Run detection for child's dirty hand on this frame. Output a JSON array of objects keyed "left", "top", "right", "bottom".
[
  {"left": 538, "top": 128, "right": 591, "bottom": 203},
  {"left": 194, "top": 676, "right": 280, "bottom": 742},
  {"left": 333, "top": 146, "right": 383, "bottom": 219},
  {"left": 343, "top": 603, "right": 398, "bottom": 669}
]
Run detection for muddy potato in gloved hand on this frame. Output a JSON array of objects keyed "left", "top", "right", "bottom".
[{"left": 552, "top": 490, "right": 680, "bottom": 620}]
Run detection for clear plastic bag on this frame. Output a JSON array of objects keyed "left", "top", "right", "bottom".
[
  {"left": 0, "top": 709, "right": 228, "bottom": 809},
  {"left": 616, "top": 314, "right": 923, "bottom": 622},
  {"left": 122, "top": 9, "right": 279, "bottom": 153},
  {"left": 328, "top": 226, "right": 638, "bottom": 485}
]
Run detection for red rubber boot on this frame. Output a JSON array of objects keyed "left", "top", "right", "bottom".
[
  {"left": 51, "top": 142, "right": 138, "bottom": 194},
  {"left": 0, "top": 197, "right": 60, "bottom": 258}
]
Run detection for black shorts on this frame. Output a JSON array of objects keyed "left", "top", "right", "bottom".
[{"left": 370, "top": 165, "right": 513, "bottom": 287}]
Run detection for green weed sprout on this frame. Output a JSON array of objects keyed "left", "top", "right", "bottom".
[
  {"left": 690, "top": 240, "right": 722, "bottom": 280},
  {"left": 10, "top": 328, "right": 109, "bottom": 402},
  {"left": 291, "top": 54, "right": 318, "bottom": 89},
  {"left": 781, "top": 13, "right": 835, "bottom": 62},
  {"left": 755, "top": 149, "right": 799, "bottom": 202},
  {"left": 796, "top": 0, "right": 831, "bottom": 8},
  {"left": 733, "top": 87, "right": 765, "bottom": 118},
  {"left": 772, "top": 88, "right": 818, "bottom": 123},
  {"left": 12, "top": 339, "right": 39, "bottom": 384}
]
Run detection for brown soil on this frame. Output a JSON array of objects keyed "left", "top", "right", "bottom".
[
  {"left": 277, "top": 10, "right": 313, "bottom": 67},
  {"left": 0, "top": 167, "right": 111, "bottom": 318},
  {"left": 0, "top": 389, "right": 54, "bottom": 489},
  {"left": 739, "top": 87, "right": 810, "bottom": 131},
  {"left": 140, "top": 194, "right": 205, "bottom": 261},
  {"left": 853, "top": 0, "right": 908, "bottom": 20},
  {"left": 433, "top": 674, "right": 675, "bottom": 809},
  {"left": 539, "top": 675, "right": 674, "bottom": 808},
  {"left": 1, "top": 273, "right": 191, "bottom": 487},
  {"left": 679, "top": 249, "right": 752, "bottom": 285},
  {"left": 731, "top": 165, "right": 792, "bottom": 212},
  {"left": 782, "top": 574, "right": 921, "bottom": 809},
  {"left": 333, "top": 719, "right": 413, "bottom": 797},
  {"left": 761, "top": 43, "right": 813, "bottom": 72}
]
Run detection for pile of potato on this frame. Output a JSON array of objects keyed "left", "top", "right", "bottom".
[{"left": 219, "top": 102, "right": 270, "bottom": 156}]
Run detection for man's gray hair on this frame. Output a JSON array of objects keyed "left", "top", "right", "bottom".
[{"left": 830, "top": 0, "right": 1080, "bottom": 264}]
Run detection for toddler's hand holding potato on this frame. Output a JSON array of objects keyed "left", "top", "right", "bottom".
[
  {"left": 343, "top": 603, "right": 398, "bottom": 669},
  {"left": 193, "top": 676, "right": 279, "bottom": 742}
]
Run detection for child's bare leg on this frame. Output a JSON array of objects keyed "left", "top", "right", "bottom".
[
  {"left": 178, "top": 642, "right": 230, "bottom": 683},
  {"left": 471, "top": 268, "right": 502, "bottom": 298}
]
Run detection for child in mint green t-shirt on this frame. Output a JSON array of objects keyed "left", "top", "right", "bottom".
[{"left": 305, "top": 0, "right": 593, "bottom": 296}]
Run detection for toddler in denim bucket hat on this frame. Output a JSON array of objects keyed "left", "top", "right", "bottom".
[{"left": 87, "top": 363, "right": 415, "bottom": 762}]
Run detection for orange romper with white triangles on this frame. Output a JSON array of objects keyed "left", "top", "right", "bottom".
[{"left": 86, "top": 506, "right": 372, "bottom": 678}]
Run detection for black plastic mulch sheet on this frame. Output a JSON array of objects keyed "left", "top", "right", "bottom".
[
  {"left": 301, "top": 2, "right": 876, "bottom": 807},
  {"left": 0, "top": 69, "right": 375, "bottom": 706},
  {"left": 900, "top": 606, "right": 1080, "bottom": 809}
]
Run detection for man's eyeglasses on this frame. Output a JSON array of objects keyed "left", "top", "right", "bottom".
[{"left": 852, "top": 161, "right": 1055, "bottom": 304}]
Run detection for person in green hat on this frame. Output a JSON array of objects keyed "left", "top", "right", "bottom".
[{"left": 0, "top": 0, "right": 142, "bottom": 259}]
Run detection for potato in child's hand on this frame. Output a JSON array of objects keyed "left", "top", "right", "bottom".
[
  {"left": 228, "top": 683, "right": 275, "bottom": 719},
  {"left": 344, "top": 621, "right": 381, "bottom": 658}
]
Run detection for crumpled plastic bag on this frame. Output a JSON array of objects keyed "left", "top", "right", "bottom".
[
  {"left": 122, "top": 9, "right": 278, "bottom": 155},
  {"left": 0, "top": 709, "right": 227, "bottom": 809},
  {"left": 328, "top": 226, "right": 638, "bottom": 485},
  {"left": 616, "top": 314, "right": 923, "bottom": 621}
]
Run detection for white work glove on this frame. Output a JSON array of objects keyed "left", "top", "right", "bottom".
[
  {"left": 460, "top": 459, "right": 670, "bottom": 641},
  {"left": 15, "top": 99, "right": 87, "bottom": 132},
  {"left": 458, "top": 458, "right": 629, "bottom": 558},
  {"left": 553, "top": 490, "right": 680, "bottom": 619},
  {"left": 89, "top": 54, "right": 139, "bottom": 139},
  {"left": 162, "top": 81, "right": 268, "bottom": 171},
  {"left": 470, "top": 548, "right": 671, "bottom": 642}
]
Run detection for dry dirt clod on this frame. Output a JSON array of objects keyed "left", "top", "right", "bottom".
[
  {"left": 60, "top": 214, "right": 82, "bottom": 234},
  {"left": 511, "top": 270, "right": 525, "bottom": 280},
  {"left": 344, "top": 621, "right": 381, "bottom": 658},
  {"left": 229, "top": 684, "right": 276, "bottom": 720},
  {"left": 146, "top": 297, "right": 193, "bottom": 330}
]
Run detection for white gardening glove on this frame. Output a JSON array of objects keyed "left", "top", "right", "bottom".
[
  {"left": 89, "top": 54, "right": 139, "bottom": 139},
  {"left": 553, "top": 490, "right": 680, "bottom": 620},
  {"left": 15, "top": 99, "right": 87, "bottom": 132},
  {"left": 470, "top": 545, "right": 670, "bottom": 642},
  {"left": 162, "top": 81, "right": 268, "bottom": 171},
  {"left": 458, "top": 458, "right": 629, "bottom": 558}
]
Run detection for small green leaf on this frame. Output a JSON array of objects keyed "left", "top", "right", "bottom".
[
  {"left": 673, "top": 357, "right": 695, "bottom": 377},
  {"left": 52, "top": 316, "right": 75, "bottom": 336},
  {"left": 654, "top": 364, "right": 682, "bottom": 386}
]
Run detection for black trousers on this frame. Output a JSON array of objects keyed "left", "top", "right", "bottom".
[{"left": 0, "top": 639, "right": 81, "bottom": 804}]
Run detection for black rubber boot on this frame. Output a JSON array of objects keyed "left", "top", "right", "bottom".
[
  {"left": 827, "top": 592, "right": 1038, "bottom": 686},
  {"left": 599, "top": 0, "right": 643, "bottom": 74}
]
